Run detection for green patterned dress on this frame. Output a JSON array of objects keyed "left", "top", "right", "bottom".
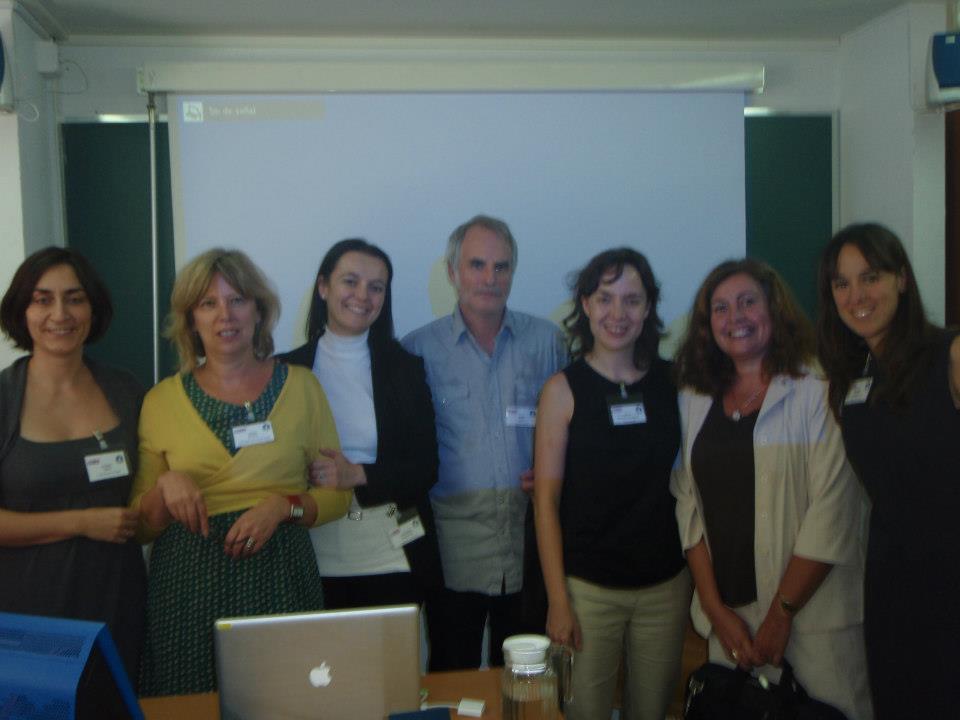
[{"left": 140, "top": 363, "right": 324, "bottom": 696}]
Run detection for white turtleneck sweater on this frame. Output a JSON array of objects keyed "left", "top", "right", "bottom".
[{"left": 309, "top": 329, "right": 410, "bottom": 576}]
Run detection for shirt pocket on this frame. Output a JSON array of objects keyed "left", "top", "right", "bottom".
[{"left": 431, "top": 382, "right": 475, "bottom": 452}]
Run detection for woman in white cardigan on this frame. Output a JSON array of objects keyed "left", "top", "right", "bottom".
[{"left": 671, "top": 259, "right": 871, "bottom": 719}]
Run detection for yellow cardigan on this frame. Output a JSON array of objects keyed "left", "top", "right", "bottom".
[{"left": 130, "top": 364, "right": 350, "bottom": 543}]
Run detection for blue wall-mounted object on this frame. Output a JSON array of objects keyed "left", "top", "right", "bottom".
[
  {"left": 932, "top": 33, "right": 960, "bottom": 87},
  {"left": 928, "top": 33, "right": 960, "bottom": 105}
]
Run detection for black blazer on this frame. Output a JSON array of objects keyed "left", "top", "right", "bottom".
[{"left": 277, "top": 336, "right": 444, "bottom": 593}]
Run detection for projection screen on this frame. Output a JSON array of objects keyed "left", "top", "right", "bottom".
[{"left": 168, "top": 91, "right": 746, "bottom": 352}]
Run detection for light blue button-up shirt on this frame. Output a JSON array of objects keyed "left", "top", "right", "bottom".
[{"left": 402, "top": 307, "right": 566, "bottom": 594}]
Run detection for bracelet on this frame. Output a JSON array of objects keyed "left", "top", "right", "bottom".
[
  {"left": 778, "top": 593, "right": 799, "bottom": 617},
  {"left": 286, "top": 495, "right": 305, "bottom": 523}
]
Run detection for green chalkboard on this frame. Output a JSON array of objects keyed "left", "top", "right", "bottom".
[
  {"left": 745, "top": 115, "right": 833, "bottom": 319},
  {"left": 61, "top": 115, "right": 832, "bottom": 385},
  {"left": 62, "top": 123, "right": 177, "bottom": 387}
]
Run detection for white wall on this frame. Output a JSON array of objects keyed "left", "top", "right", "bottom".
[{"left": 839, "top": 2, "right": 947, "bottom": 322}]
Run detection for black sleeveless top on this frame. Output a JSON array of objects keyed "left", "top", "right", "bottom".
[
  {"left": 559, "top": 357, "right": 685, "bottom": 587},
  {"left": 841, "top": 330, "right": 960, "bottom": 575},
  {"left": 839, "top": 330, "right": 960, "bottom": 716}
]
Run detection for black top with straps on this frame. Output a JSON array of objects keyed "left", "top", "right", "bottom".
[{"left": 559, "top": 357, "right": 685, "bottom": 588}]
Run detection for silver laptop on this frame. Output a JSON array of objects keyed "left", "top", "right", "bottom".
[{"left": 214, "top": 604, "right": 422, "bottom": 720}]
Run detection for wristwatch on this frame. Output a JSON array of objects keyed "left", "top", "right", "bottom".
[{"left": 286, "top": 495, "right": 305, "bottom": 522}]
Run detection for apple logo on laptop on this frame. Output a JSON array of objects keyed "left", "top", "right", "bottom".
[{"left": 309, "top": 661, "right": 333, "bottom": 688}]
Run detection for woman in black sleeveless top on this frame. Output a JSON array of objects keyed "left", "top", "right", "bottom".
[
  {"left": 817, "top": 223, "right": 960, "bottom": 718},
  {"left": 534, "top": 248, "right": 689, "bottom": 720}
]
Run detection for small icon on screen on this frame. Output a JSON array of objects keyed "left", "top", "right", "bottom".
[{"left": 183, "top": 102, "right": 204, "bottom": 123}]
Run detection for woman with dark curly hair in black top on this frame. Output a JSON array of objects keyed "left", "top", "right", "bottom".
[{"left": 534, "top": 247, "right": 689, "bottom": 720}]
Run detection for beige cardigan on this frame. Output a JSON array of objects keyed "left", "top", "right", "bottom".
[{"left": 671, "top": 370, "right": 867, "bottom": 638}]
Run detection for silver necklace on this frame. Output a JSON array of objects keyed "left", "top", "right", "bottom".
[{"left": 730, "top": 385, "right": 765, "bottom": 421}]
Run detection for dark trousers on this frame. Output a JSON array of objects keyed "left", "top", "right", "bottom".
[
  {"left": 426, "top": 586, "right": 525, "bottom": 671},
  {"left": 322, "top": 572, "right": 446, "bottom": 671},
  {"left": 321, "top": 572, "right": 422, "bottom": 610}
]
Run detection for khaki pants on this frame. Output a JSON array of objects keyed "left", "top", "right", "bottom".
[{"left": 564, "top": 569, "right": 692, "bottom": 720}]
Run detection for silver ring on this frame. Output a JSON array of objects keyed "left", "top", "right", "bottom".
[
  {"left": 244, "top": 537, "right": 256, "bottom": 550},
  {"left": 731, "top": 649, "right": 739, "bottom": 661}
]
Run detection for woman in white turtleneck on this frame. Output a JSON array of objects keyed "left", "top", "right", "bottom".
[{"left": 277, "top": 239, "right": 444, "bottom": 611}]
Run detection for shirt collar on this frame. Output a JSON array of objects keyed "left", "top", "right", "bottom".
[
  {"left": 450, "top": 304, "right": 514, "bottom": 344},
  {"left": 757, "top": 372, "right": 798, "bottom": 417}
]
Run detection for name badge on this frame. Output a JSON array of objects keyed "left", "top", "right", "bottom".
[
  {"left": 84, "top": 450, "right": 131, "bottom": 483},
  {"left": 505, "top": 406, "right": 537, "bottom": 427},
  {"left": 609, "top": 401, "right": 647, "bottom": 426},
  {"left": 388, "top": 510, "right": 426, "bottom": 549},
  {"left": 232, "top": 421, "right": 275, "bottom": 448},
  {"left": 844, "top": 377, "right": 873, "bottom": 406}
]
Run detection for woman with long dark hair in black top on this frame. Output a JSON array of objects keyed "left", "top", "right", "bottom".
[{"left": 817, "top": 223, "right": 960, "bottom": 718}]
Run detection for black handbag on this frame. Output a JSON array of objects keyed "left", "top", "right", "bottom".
[{"left": 683, "top": 659, "right": 848, "bottom": 720}]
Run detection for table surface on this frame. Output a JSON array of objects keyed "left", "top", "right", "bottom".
[{"left": 139, "top": 668, "right": 504, "bottom": 720}]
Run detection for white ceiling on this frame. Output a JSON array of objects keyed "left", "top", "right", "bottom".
[{"left": 26, "top": 0, "right": 939, "bottom": 42}]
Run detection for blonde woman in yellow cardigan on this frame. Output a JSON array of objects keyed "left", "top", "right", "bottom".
[{"left": 131, "top": 249, "right": 350, "bottom": 696}]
